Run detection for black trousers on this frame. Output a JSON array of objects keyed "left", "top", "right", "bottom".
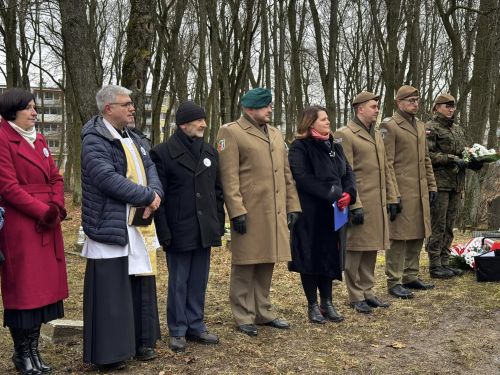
[
  {"left": 83, "top": 257, "right": 160, "bottom": 365},
  {"left": 166, "top": 248, "right": 210, "bottom": 337},
  {"left": 300, "top": 274, "right": 333, "bottom": 305}
]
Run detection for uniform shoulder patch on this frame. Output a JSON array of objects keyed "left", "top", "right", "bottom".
[
  {"left": 217, "top": 139, "right": 225, "bottom": 151},
  {"left": 381, "top": 117, "right": 392, "bottom": 124}
]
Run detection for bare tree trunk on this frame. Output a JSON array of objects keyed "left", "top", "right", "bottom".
[
  {"left": 309, "top": 0, "right": 338, "bottom": 129},
  {"left": 467, "top": 0, "right": 497, "bottom": 144},
  {"left": 121, "top": 0, "right": 154, "bottom": 131},
  {"left": 0, "top": 0, "right": 22, "bottom": 87}
]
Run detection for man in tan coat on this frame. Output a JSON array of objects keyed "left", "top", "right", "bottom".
[
  {"left": 216, "top": 88, "right": 301, "bottom": 336},
  {"left": 334, "top": 91, "right": 398, "bottom": 314},
  {"left": 380, "top": 85, "right": 437, "bottom": 299}
]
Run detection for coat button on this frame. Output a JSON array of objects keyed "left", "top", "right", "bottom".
[
  {"left": 196, "top": 192, "right": 201, "bottom": 198},
  {"left": 198, "top": 210, "right": 202, "bottom": 215}
]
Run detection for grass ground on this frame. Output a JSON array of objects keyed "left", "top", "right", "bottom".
[{"left": 0, "top": 194, "right": 499, "bottom": 374}]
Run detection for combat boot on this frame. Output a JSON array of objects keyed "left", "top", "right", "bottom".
[
  {"left": 430, "top": 266, "right": 454, "bottom": 279},
  {"left": 442, "top": 265, "right": 465, "bottom": 276}
]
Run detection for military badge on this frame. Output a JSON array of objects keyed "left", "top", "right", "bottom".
[
  {"left": 217, "top": 139, "right": 225, "bottom": 151},
  {"left": 333, "top": 137, "right": 342, "bottom": 143},
  {"left": 380, "top": 128, "right": 387, "bottom": 139}
]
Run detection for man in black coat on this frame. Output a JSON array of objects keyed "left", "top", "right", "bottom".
[{"left": 151, "top": 101, "right": 225, "bottom": 352}]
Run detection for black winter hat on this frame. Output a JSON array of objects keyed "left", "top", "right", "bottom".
[{"left": 175, "top": 101, "right": 206, "bottom": 125}]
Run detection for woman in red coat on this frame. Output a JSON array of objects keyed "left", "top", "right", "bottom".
[{"left": 0, "top": 88, "right": 68, "bottom": 375}]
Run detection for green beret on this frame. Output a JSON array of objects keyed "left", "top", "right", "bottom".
[
  {"left": 352, "top": 91, "right": 380, "bottom": 106},
  {"left": 240, "top": 88, "right": 272, "bottom": 109},
  {"left": 396, "top": 85, "right": 419, "bottom": 100}
]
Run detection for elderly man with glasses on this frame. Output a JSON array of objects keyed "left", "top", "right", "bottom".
[{"left": 380, "top": 85, "right": 437, "bottom": 299}]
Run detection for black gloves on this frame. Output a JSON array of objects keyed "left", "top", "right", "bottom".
[
  {"left": 350, "top": 208, "right": 364, "bottom": 225},
  {"left": 35, "top": 203, "right": 60, "bottom": 233},
  {"left": 232, "top": 214, "right": 247, "bottom": 234},
  {"left": 396, "top": 197, "right": 403, "bottom": 213},
  {"left": 160, "top": 238, "right": 171, "bottom": 250},
  {"left": 429, "top": 191, "right": 438, "bottom": 208},
  {"left": 455, "top": 158, "right": 467, "bottom": 170},
  {"left": 467, "top": 160, "right": 483, "bottom": 171},
  {"left": 287, "top": 212, "right": 300, "bottom": 230},
  {"left": 327, "top": 185, "right": 342, "bottom": 203},
  {"left": 387, "top": 203, "right": 399, "bottom": 221}
]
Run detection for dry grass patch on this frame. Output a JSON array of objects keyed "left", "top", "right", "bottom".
[{"left": 0, "top": 196, "right": 498, "bottom": 374}]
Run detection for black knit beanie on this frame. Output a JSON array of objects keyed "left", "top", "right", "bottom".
[{"left": 175, "top": 101, "right": 206, "bottom": 125}]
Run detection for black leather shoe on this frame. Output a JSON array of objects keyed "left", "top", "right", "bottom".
[
  {"left": 388, "top": 285, "right": 415, "bottom": 299},
  {"left": 259, "top": 318, "right": 290, "bottom": 329},
  {"left": 237, "top": 324, "right": 258, "bottom": 336},
  {"left": 430, "top": 266, "right": 454, "bottom": 279},
  {"left": 349, "top": 300, "right": 373, "bottom": 314},
  {"left": 96, "top": 361, "right": 126, "bottom": 371},
  {"left": 186, "top": 331, "right": 219, "bottom": 345},
  {"left": 319, "top": 299, "right": 344, "bottom": 322},
  {"left": 365, "top": 296, "right": 391, "bottom": 308},
  {"left": 442, "top": 265, "right": 465, "bottom": 276},
  {"left": 169, "top": 336, "right": 186, "bottom": 352},
  {"left": 403, "top": 278, "right": 435, "bottom": 290},
  {"left": 308, "top": 303, "right": 326, "bottom": 324},
  {"left": 134, "top": 346, "right": 157, "bottom": 361}
]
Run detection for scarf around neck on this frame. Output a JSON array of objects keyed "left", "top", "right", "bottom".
[
  {"left": 9, "top": 121, "right": 37, "bottom": 147},
  {"left": 311, "top": 128, "right": 330, "bottom": 141}
]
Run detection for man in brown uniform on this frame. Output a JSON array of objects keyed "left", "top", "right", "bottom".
[
  {"left": 334, "top": 92, "right": 398, "bottom": 313},
  {"left": 381, "top": 85, "right": 437, "bottom": 299},
  {"left": 216, "top": 88, "right": 301, "bottom": 336}
]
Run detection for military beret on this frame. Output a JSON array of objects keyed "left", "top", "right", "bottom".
[
  {"left": 352, "top": 91, "right": 380, "bottom": 106},
  {"left": 240, "top": 88, "right": 272, "bottom": 109},
  {"left": 433, "top": 93, "right": 455, "bottom": 109},
  {"left": 395, "top": 85, "right": 419, "bottom": 100}
]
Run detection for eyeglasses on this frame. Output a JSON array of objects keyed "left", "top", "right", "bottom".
[
  {"left": 403, "top": 98, "right": 420, "bottom": 104},
  {"left": 109, "top": 101, "right": 135, "bottom": 108}
]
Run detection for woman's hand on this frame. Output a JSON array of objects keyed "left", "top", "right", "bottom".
[
  {"left": 35, "top": 203, "right": 60, "bottom": 232},
  {"left": 337, "top": 192, "right": 351, "bottom": 210}
]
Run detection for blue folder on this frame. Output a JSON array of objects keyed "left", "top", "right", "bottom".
[{"left": 333, "top": 202, "right": 348, "bottom": 231}]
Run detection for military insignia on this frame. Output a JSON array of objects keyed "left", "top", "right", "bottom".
[
  {"left": 333, "top": 137, "right": 342, "bottom": 143},
  {"left": 203, "top": 158, "right": 212, "bottom": 167},
  {"left": 140, "top": 146, "right": 147, "bottom": 156},
  {"left": 381, "top": 117, "right": 391, "bottom": 123},
  {"left": 42, "top": 147, "right": 49, "bottom": 157},
  {"left": 380, "top": 128, "right": 387, "bottom": 139},
  {"left": 217, "top": 139, "right": 225, "bottom": 151}
]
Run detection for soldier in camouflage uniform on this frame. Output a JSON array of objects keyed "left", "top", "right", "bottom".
[{"left": 425, "top": 93, "right": 482, "bottom": 278}]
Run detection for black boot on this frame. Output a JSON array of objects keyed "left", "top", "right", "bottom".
[
  {"left": 27, "top": 327, "right": 51, "bottom": 373},
  {"left": 9, "top": 328, "right": 41, "bottom": 375},
  {"left": 307, "top": 303, "right": 326, "bottom": 324},
  {"left": 319, "top": 298, "right": 344, "bottom": 322}
]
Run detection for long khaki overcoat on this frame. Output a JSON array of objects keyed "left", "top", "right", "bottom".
[
  {"left": 334, "top": 120, "right": 398, "bottom": 251},
  {"left": 380, "top": 112, "right": 437, "bottom": 240},
  {"left": 217, "top": 116, "right": 301, "bottom": 265}
]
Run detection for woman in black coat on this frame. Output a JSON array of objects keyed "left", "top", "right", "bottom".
[{"left": 288, "top": 106, "right": 356, "bottom": 324}]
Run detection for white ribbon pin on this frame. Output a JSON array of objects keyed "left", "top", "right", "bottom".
[
  {"left": 43, "top": 147, "right": 49, "bottom": 157},
  {"left": 203, "top": 158, "right": 211, "bottom": 167}
]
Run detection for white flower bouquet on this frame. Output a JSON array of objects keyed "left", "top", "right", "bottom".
[
  {"left": 462, "top": 144, "right": 499, "bottom": 163},
  {"left": 450, "top": 237, "right": 495, "bottom": 269}
]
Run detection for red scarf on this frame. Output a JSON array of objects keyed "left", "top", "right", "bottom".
[{"left": 311, "top": 128, "right": 330, "bottom": 141}]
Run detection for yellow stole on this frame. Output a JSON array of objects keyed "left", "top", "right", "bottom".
[{"left": 121, "top": 139, "right": 157, "bottom": 275}]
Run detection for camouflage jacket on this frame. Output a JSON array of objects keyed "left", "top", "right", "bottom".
[{"left": 425, "top": 114, "right": 467, "bottom": 191}]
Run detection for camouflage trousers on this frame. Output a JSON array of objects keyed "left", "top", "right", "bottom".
[{"left": 426, "top": 190, "right": 461, "bottom": 269}]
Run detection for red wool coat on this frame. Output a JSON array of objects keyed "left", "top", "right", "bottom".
[{"left": 0, "top": 119, "right": 68, "bottom": 310}]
